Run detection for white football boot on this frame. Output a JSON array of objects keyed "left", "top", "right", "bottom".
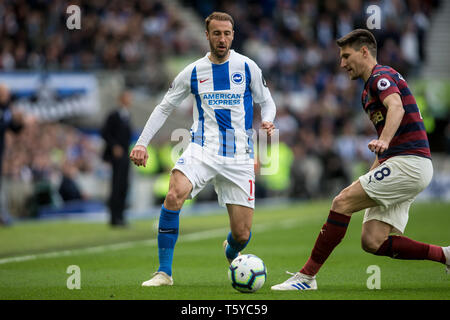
[
  {"left": 141, "top": 271, "right": 173, "bottom": 287},
  {"left": 223, "top": 240, "right": 241, "bottom": 264},
  {"left": 443, "top": 246, "right": 450, "bottom": 274},
  {"left": 271, "top": 271, "right": 317, "bottom": 291}
]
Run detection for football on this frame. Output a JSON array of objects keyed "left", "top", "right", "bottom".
[{"left": 228, "top": 254, "right": 267, "bottom": 293}]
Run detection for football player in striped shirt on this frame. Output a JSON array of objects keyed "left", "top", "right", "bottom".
[
  {"left": 130, "top": 12, "right": 276, "bottom": 286},
  {"left": 272, "top": 29, "right": 449, "bottom": 291}
]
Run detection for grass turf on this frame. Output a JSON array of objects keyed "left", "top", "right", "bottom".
[{"left": 0, "top": 200, "right": 449, "bottom": 300}]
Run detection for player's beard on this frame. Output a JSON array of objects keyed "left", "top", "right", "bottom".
[{"left": 210, "top": 41, "right": 230, "bottom": 61}]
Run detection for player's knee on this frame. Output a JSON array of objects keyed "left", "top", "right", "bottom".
[
  {"left": 165, "top": 189, "right": 185, "bottom": 210},
  {"left": 331, "top": 192, "right": 349, "bottom": 213},
  {"left": 361, "top": 233, "right": 385, "bottom": 254},
  {"left": 233, "top": 230, "right": 250, "bottom": 244}
]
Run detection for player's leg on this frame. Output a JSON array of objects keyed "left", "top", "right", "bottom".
[
  {"left": 360, "top": 156, "right": 448, "bottom": 267},
  {"left": 142, "top": 170, "right": 192, "bottom": 287},
  {"left": 163, "top": 169, "right": 193, "bottom": 211},
  {"left": 300, "top": 179, "right": 377, "bottom": 275},
  {"left": 214, "top": 164, "right": 255, "bottom": 264},
  {"left": 272, "top": 179, "right": 377, "bottom": 291},
  {"left": 361, "top": 219, "right": 393, "bottom": 253},
  {"left": 225, "top": 204, "right": 253, "bottom": 263},
  {"left": 143, "top": 144, "right": 216, "bottom": 286},
  {"left": 156, "top": 169, "right": 192, "bottom": 275},
  {"left": 273, "top": 158, "right": 415, "bottom": 290},
  {"left": 362, "top": 218, "right": 447, "bottom": 264}
]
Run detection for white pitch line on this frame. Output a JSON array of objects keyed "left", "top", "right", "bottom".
[
  {"left": 0, "top": 219, "right": 305, "bottom": 266},
  {"left": 0, "top": 226, "right": 231, "bottom": 265}
]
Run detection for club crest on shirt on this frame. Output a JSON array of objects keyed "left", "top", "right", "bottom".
[
  {"left": 377, "top": 78, "right": 390, "bottom": 91},
  {"left": 231, "top": 72, "right": 244, "bottom": 85}
]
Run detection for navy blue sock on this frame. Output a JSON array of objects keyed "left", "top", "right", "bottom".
[
  {"left": 157, "top": 205, "right": 180, "bottom": 276},
  {"left": 225, "top": 231, "right": 251, "bottom": 261}
]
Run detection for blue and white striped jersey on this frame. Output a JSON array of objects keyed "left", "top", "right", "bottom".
[{"left": 163, "top": 50, "right": 275, "bottom": 159}]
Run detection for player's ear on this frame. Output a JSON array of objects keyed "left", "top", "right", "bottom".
[{"left": 361, "top": 46, "right": 369, "bottom": 58}]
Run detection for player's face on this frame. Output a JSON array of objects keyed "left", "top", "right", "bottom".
[
  {"left": 339, "top": 46, "right": 364, "bottom": 80},
  {"left": 206, "top": 19, "right": 234, "bottom": 61}
]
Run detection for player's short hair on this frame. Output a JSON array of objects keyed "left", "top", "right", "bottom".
[
  {"left": 336, "top": 29, "right": 377, "bottom": 58},
  {"left": 205, "top": 12, "right": 234, "bottom": 32}
]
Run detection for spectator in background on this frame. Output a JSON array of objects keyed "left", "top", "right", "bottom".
[
  {"left": 401, "top": 20, "right": 420, "bottom": 74},
  {"left": 317, "top": 129, "right": 350, "bottom": 197},
  {"left": 289, "top": 143, "right": 322, "bottom": 199},
  {"left": 58, "top": 160, "right": 84, "bottom": 202},
  {"left": 101, "top": 90, "right": 133, "bottom": 227},
  {"left": 0, "top": 84, "right": 24, "bottom": 225}
]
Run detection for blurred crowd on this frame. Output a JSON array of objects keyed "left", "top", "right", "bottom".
[
  {"left": 0, "top": 0, "right": 204, "bottom": 94},
  {"left": 3, "top": 120, "right": 103, "bottom": 217},
  {"left": 4, "top": 121, "right": 96, "bottom": 184},
  {"left": 0, "top": 0, "right": 446, "bottom": 218}
]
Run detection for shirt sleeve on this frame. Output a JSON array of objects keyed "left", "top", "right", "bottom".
[
  {"left": 248, "top": 60, "right": 273, "bottom": 105},
  {"left": 371, "top": 74, "right": 401, "bottom": 103},
  {"left": 259, "top": 96, "right": 276, "bottom": 123},
  {"left": 162, "top": 64, "right": 192, "bottom": 107},
  {"left": 135, "top": 66, "right": 192, "bottom": 147},
  {"left": 135, "top": 99, "right": 176, "bottom": 147}
]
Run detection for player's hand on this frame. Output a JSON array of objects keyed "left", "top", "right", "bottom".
[
  {"left": 368, "top": 139, "right": 389, "bottom": 154},
  {"left": 129, "top": 145, "right": 149, "bottom": 167},
  {"left": 261, "top": 121, "right": 275, "bottom": 137}
]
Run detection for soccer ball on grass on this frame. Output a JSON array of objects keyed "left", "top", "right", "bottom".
[{"left": 228, "top": 254, "right": 267, "bottom": 293}]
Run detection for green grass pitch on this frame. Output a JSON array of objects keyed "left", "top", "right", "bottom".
[{"left": 0, "top": 200, "right": 449, "bottom": 300}]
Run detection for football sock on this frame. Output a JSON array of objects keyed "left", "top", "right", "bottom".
[
  {"left": 375, "top": 235, "right": 446, "bottom": 263},
  {"left": 300, "top": 210, "right": 351, "bottom": 276},
  {"left": 226, "top": 231, "right": 252, "bottom": 261},
  {"left": 157, "top": 205, "right": 180, "bottom": 276}
]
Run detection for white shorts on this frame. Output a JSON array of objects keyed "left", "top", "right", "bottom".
[
  {"left": 359, "top": 155, "right": 433, "bottom": 234},
  {"left": 172, "top": 143, "right": 255, "bottom": 209}
]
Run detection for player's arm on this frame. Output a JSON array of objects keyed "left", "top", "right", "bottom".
[
  {"left": 368, "top": 93, "right": 404, "bottom": 154},
  {"left": 129, "top": 100, "right": 176, "bottom": 167},
  {"left": 259, "top": 98, "right": 276, "bottom": 137},
  {"left": 130, "top": 66, "right": 191, "bottom": 167},
  {"left": 248, "top": 61, "right": 276, "bottom": 137}
]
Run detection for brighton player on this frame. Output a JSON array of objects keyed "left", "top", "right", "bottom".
[
  {"left": 130, "top": 12, "right": 276, "bottom": 286},
  {"left": 272, "top": 29, "right": 449, "bottom": 291}
]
